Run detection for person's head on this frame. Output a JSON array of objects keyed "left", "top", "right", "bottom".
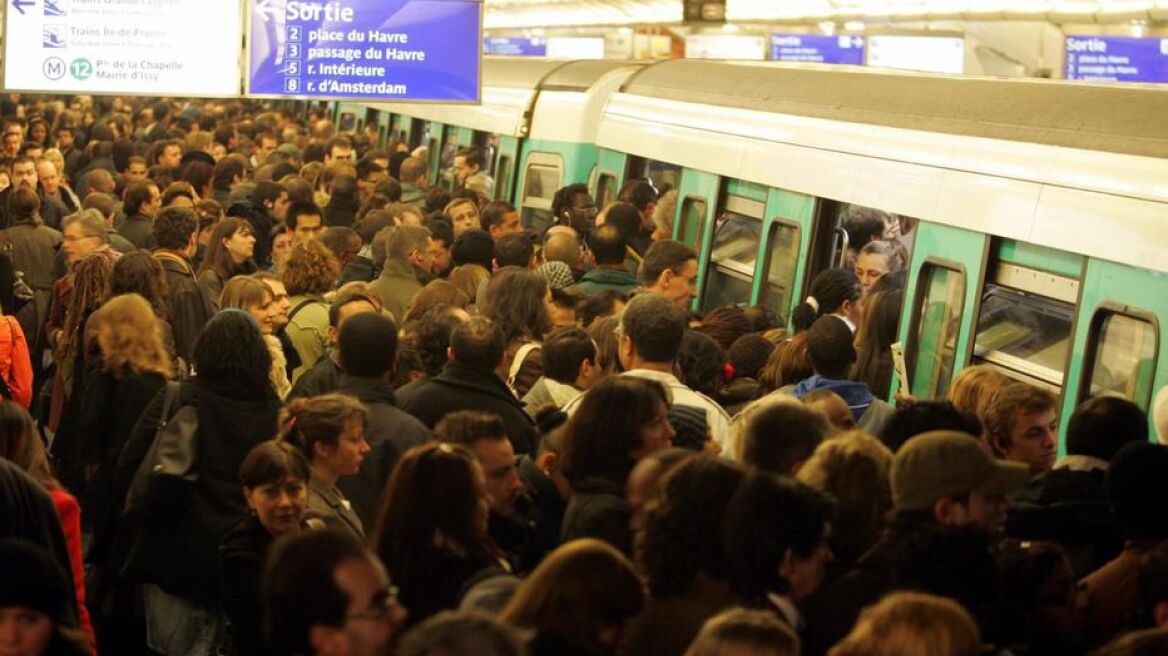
[
  {"left": 60, "top": 210, "right": 109, "bottom": 263},
  {"left": 855, "top": 240, "right": 906, "bottom": 296},
  {"left": 252, "top": 180, "right": 290, "bottom": 222},
  {"left": 435, "top": 411, "right": 523, "bottom": 517},
  {"left": 552, "top": 183, "right": 597, "bottom": 232},
  {"left": 335, "top": 311, "right": 398, "bottom": 382},
  {"left": 445, "top": 198, "right": 480, "bottom": 238},
  {"left": 453, "top": 147, "right": 486, "bottom": 185},
  {"left": 286, "top": 200, "right": 325, "bottom": 243},
  {"left": 483, "top": 268, "right": 552, "bottom": 344},
  {"left": 492, "top": 233, "right": 534, "bottom": 270},
  {"left": 449, "top": 315, "right": 506, "bottom": 372},
  {"left": 797, "top": 431, "right": 894, "bottom": 568},
  {"left": 542, "top": 326, "right": 600, "bottom": 389},
  {"left": 398, "top": 156, "right": 426, "bottom": 186},
  {"left": 586, "top": 224, "right": 626, "bottom": 268},
  {"left": 638, "top": 455, "right": 746, "bottom": 597},
  {"left": 758, "top": 333, "right": 814, "bottom": 392},
  {"left": 326, "top": 288, "right": 382, "bottom": 343},
  {"left": 194, "top": 309, "right": 272, "bottom": 392},
  {"left": 123, "top": 179, "right": 162, "bottom": 218},
  {"left": 546, "top": 281, "right": 579, "bottom": 327},
  {"left": 792, "top": 268, "right": 862, "bottom": 333},
  {"left": 542, "top": 232, "right": 583, "bottom": 272},
  {"left": 152, "top": 205, "right": 199, "bottom": 256},
  {"left": 33, "top": 158, "right": 59, "bottom": 195},
  {"left": 401, "top": 279, "right": 466, "bottom": 324},
  {"left": 801, "top": 389, "right": 855, "bottom": 433},
  {"left": 279, "top": 394, "right": 370, "bottom": 478},
  {"left": 640, "top": 239, "right": 699, "bottom": 309},
  {"left": 0, "top": 400, "right": 55, "bottom": 489},
  {"left": 282, "top": 239, "right": 341, "bottom": 296},
  {"left": 699, "top": 306, "right": 752, "bottom": 352},
  {"left": 447, "top": 263, "right": 490, "bottom": 303},
  {"left": 561, "top": 376, "right": 674, "bottom": 485},
  {"left": 386, "top": 224, "right": 435, "bottom": 277},
  {"left": 239, "top": 440, "right": 311, "bottom": 537},
  {"left": 891, "top": 430, "right": 1030, "bottom": 533},
  {"left": 422, "top": 218, "right": 453, "bottom": 274},
  {"left": 451, "top": 229, "right": 495, "bottom": 271},
  {"left": 94, "top": 293, "right": 173, "bottom": 380},
  {"left": 678, "top": 329, "right": 725, "bottom": 398},
  {"left": 852, "top": 287, "right": 904, "bottom": 398},
  {"left": 841, "top": 206, "right": 889, "bottom": 251},
  {"left": 481, "top": 200, "right": 521, "bottom": 240},
  {"left": 741, "top": 396, "right": 831, "bottom": 476},
  {"left": 320, "top": 226, "right": 362, "bottom": 270},
  {"left": 805, "top": 315, "right": 856, "bottom": 379},
  {"left": 413, "top": 306, "right": 467, "bottom": 377},
  {"left": 684, "top": 608, "right": 800, "bottom": 656},
  {"left": 946, "top": 365, "right": 1011, "bottom": 424},
  {"left": 880, "top": 401, "right": 981, "bottom": 454},
  {"left": 325, "top": 136, "right": 354, "bottom": 166},
  {"left": 829, "top": 591, "right": 981, "bottom": 656},
  {"left": 983, "top": 382, "right": 1059, "bottom": 474},
  {"left": 724, "top": 472, "right": 835, "bottom": 602},
  {"left": 264, "top": 529, "right": 407, "bottom": 656},
  {"left": 212, "top": 156, "right": 246, "bottom": 191},
  {"left": 500, "top": 539, "right": 644, "bottom": 653},
  {"left": 123, "top": 155, "right": 149, "bottom": 182},
  {"left": 1108, "top": 441, "right": 1168, "bottom": 540},
  {"left": 396, "top": 611, "right": 525, "bottom": 656},
  {"left": 0, "top": 539, "right": 91, "bottom": 656},
  {"left": 202, "top": 217, "right": 257, "bottom": 276},
  {"left": 619, "top": 293, "right": 686, "bottom": 369},
  {"left": 603, "top": 201, "right": 642, "bottom": 244},
  {"left": 618, "top": 178, "right": 659, "bottom": 227},
  {"left": 577, "top": 289, "right": 627, "bottom": 329},
  {"left": 221, "top": 276, "right": 279, "bottom": 336},
  {"left": 1065, "top": 395, "right": 1147, "bottom": 462}
]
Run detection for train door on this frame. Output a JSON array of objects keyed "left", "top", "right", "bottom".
[
  {"left": 1063, "top": 259, "right": 1164, "bottom": 437},
  {"left": 673, "top": 169, "right": 720, "bottom": 311},
  {"left": 494, "top": 135, "right": 520, "bottom": 203},
  {"left": 517, "top": 151, "right": 564, "bottom": 235},
  {"left": 594, "top": 149, "right": 627, "bottom": 207},
  {"left": 760, "top": 188, "right": 816, "bottom": 322},
  {"left": 899, "top": 223, "right": 989, "bottom": 400}
]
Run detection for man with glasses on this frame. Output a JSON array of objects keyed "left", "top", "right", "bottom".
[
  {"left": 551, "top": 183, "right": 597, "bottom": 235},
  {"left": 264, "top": 529, "right": 407, "bottom": 656}
]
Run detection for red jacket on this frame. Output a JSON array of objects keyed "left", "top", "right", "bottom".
[{"left": 0, "top": 314, "right": 33, "bottom": 409}]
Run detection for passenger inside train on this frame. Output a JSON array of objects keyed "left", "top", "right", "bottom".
[{"left": 1, "top": 88, "right": 1167, "bottom": 656}]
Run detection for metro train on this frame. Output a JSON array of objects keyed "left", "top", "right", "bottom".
[{"left": 331, "top": 57, "right": 1168, "bottom": 437}]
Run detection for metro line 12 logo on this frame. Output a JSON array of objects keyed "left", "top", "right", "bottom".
[{"left": 69, "top": 58, "right": 92, "bottom": 80}]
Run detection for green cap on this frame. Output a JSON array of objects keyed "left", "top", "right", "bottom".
[{"left": 891, "top": 430, "right": 1030, "bottom": 511}]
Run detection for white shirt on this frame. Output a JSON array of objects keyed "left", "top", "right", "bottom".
[{"left": 767, "top": 592, "right": 805, "bottom": 631}]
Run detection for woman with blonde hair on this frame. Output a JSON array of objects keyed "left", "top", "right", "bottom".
[
  {"left": 684, "top": 608, "right": 799, "bottom": 656},
  {"left": 829, "top": 591, "right": 981, "bottom": 656},
  {"left": 501, "top": 538, "right": 644, "bottom": 656},
  {"left": 221, "top": 275, "right": 291, "bottom": 398}
]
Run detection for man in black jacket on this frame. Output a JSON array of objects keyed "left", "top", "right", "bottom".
[
  {"left": 152, "top": 206, "right": 213, "bottom": 369},
  {"left": 334, "top": 312, "right": 431, "bottom": 526},
  {"left": 398, "top": 316, "right": 536, "bottom": 455},
  {"left": 117, "top": 179, "right": 161, "bottom": 249}
]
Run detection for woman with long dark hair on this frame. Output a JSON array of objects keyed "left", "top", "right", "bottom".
[
  {"left": 197, "top": 218, "right": 257, "bottom": 310},
  {"left": 483, "top": 267, "right": 553, "bottom": 397},
  {"left": 790, "top": 268, "right": 862, "bottom": 334},
  {"left": 851, "top": 287, "right": 904, "bottom": 400},
  {"left": 371, "top": 442, "right": 508, "bottom": 626}
]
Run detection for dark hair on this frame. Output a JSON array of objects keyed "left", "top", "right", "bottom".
[
  {"left": 542, "top": 326, "right": 596, "bottom": 384},
  {"left": 619, "top": 179, "right": 658, "bottom": 212},
  {"left": 425, "top": 187, "right": 452, "bottom": 215},
  {"left": 728, "top": 334, "right": 775, "bottom": 380},
  {"left": 285, "top": 200, "right": 321, "bottom": 231},
  {"left": 576, "top": 289, "right": 627, "bottom": 329},
  {"left": 880, "top": 401, "right": 982, "bottom": 453},
  {"left": 723, "top": 472, "right": 834, "bottom": 599},
  {"left": 435, "top": 410, "right": 507, "bottom": 447},
  {"left": 640, "top": 239, "right": 696, "bottom": 286},
  {"left": 194, "top": 309, "right": 271, "bottom": 392},
  {"left": 239, "top": 440, "right": 311, "bottom": 489},
  {"left": 374, "top": 176, "right": 402, "bottom": 203},
  {"left": 678, "top": 330, "right": 725, "bottom": 398},
  {"left": 1066, "top": 396, "right": 1147, "bottom": 461},
  {"left": 743, "top": 305, "right": 781, "bottom": 333},
  {"left": 791, "top": 268, "right": 861, "bottom": 333},
  {"left": 263, "top": 529, "right": 369, "bottom": 655},
  {"left": 328, "top": 175, "right": 359, "bottom": 207},
  {"left": 123, "top": 179, "right": 157, "bottom": 216},
  {"left": 326, "top": 290, "right": 380, "bottom": 328},
  {"left": 278, "top": 394, "right": 368, "bottom": 461},
  {"left": 458, "top": 146, "right": 487, "bottom": 171},
  {"left": 483, "top": 268, "right": 551, "bottom": 344},
  {"left": 355, "top": 157, "right": 384, "bottom": 182},
  {"left": 588, "top": 224, "right": 627, "bottom": 266},
  {"left": 493, "top": 233, "right": 533, "bottom": 269},
  {"left": 450, "top": 316, "right": 505, "bottom": 371},
  {"left": 451, "top": 229, "right": 495, "bottom": 270},
  {"left": 742, "top": 401, "right": 829, "bottom": 475},
  {"left": 638, "top": 456, "right": 746, "bottom": 596},
  {"left": 149, "top": 202, "right": 198, "bottom": 250},
  {"left": 212, "top": 156, "right": 245, "bottom": 191},
  {"left": 481, "top": 201, "right": 515, "bottom": 233},
  {"left": 405, "top": 280, "right": 469, "bottom": 323},
  {"left": 107, "top": 250, "right": 168, "bottom": 315},
  {"left": 604, "top": 201, "right": 641, "bottom": 243},
  {"left": 806, "top": 315, "right": 856, "bottom": 379},
  {"left": 561, "top": 376, "right": 670, "bottom": 484},
  {"left": 397, "top": 611, "right": 525, "bottom": 656},
  {"left": 199, "top": 218, "right": 257, "bottom": 279},
  {"left": 423, "top": 217, "right": 454, "bottom": 248},
  {"left": 338, "top": 311, "right": 398, "bottom": 378},
  {"left": 552, "top": 183, "right": 591, "bottom": 221},
  {"left": 699, "top": 305, "right": 752, "bottom": 352},
  {"left": 852, "top": 288, "right": 904, "bottom": 400},
  {"left": 622, "top": 293, "right": 686, "bottom": 363},
  {"left": 841, "top": 205, "right": 888, "bottom": 248}
]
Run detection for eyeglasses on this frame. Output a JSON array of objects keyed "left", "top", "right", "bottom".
[{"left": 345, "top": 586, "right": 401, "bottom": 621}]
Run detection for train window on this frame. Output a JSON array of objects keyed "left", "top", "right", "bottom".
[
  {"left": 759, "top": 220, "right": 800, "bottom": 319},
  {"left": 519, "top": 153, "right": 564, "bottom": 235},
  {"left": 909, "top": 263, "right": 965, "bottom": 398},
  {"left": 596, "top": 173, "right": 618, "bottom": 207},
  {"left": 701, "top": 196, "right": 765, "bottom": 312},
  {"left": 677, "top": 196, "right": 707, "bottom": 249},
  {"left": 439, "top": 126, "right": 460, "bottom": 190},
  {"left": 339, "top": 112, "right": 357, "bottom": 133},
  {"left": 1082, "top": 310, "right": 1157, "bottom": 407}
]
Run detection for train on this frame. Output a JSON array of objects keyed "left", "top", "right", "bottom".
[{"left": 330, "top": 56, "right": 1168, "bottom": 439}]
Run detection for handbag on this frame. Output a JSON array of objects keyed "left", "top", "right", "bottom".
[{"left": 124, "top": 381, "right": 200, "bottom": 519}]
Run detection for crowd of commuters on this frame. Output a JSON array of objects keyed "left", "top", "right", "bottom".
[{"left": 1, "top": 93, "right": 1167, "bottom": 656}]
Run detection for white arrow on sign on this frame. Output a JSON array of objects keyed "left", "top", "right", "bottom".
[{"left": 256, "top": 0, "right": 280, "bottom": 22}]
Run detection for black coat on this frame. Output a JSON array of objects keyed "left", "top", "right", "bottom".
[
  {"left": 560, "top": 476, "right": 632, "bottom": 556},
  {"left": 218, "top": 514, "right": 275, "bottom": 656},
  {"left": 286, "top": 350, "right": 343, "bottom": 401},
  {"left": 156, "top": 252, "right": 213, "bottom": 366},
  {"left": 117, "top": 378, "right": 281, "bottom": 606},
  {"left": 117, "top": 214, "right": 158, "bottom": 250},
  {"left": 335, "top": 374, "right": 431, "bottom": 526},
  {"left": 397, "top": 361, "right": 536, "bottom": 455}
]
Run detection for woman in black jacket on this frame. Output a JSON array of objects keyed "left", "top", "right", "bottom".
[{"left": 116, "top": 309, "right": 280, "bottom": 656}]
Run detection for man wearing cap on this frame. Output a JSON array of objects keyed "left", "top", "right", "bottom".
[{"left": 802, "top": 430, "right": 1029, "bottom": 655}]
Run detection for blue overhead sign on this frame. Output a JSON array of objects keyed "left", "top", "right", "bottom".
[
  {"left": 248, "top": 0, "right": 482, "bottom": 102},
  {"left": 770, "top": 34, "right": 865, "bottom": 65},
  {"left": 484, "top": 37, "right": 546, "bottom": 56},
  {"left": 1065, "top": 36, "right": 1168, "bottom": 83}
]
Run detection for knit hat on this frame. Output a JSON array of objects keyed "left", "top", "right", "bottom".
[
  {"left": 891, "top": 430, "right": 1029, "bottom": 511},
  {"left": 536, "top": 261, "right": 575, "bottom": 290},
  {"left": 0, "top": 539, "right": 72, "bottom": 621}
]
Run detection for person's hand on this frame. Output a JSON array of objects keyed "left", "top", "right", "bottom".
[{"left": 893, "top": 390, "right": 917, "bottom": 408}]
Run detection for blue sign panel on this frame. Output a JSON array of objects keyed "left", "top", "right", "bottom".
[
  {"left": 770, "top": 34, "right": 865, "bottom": 65},
  {"left": 1065, "top": 36, "right": 1168, "bottom": 83},
  {"left": 484, "top": 37, "right": 546, "bottom": 56},
  {"left": 248, "top": 0, "right": 481, "bottom": 101}
]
